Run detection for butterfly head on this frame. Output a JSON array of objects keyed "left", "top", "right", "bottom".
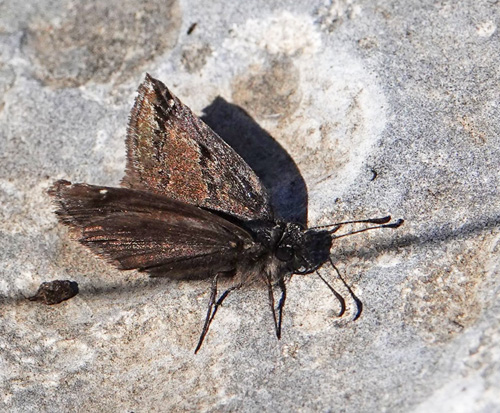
[{"left": 274, "top": 223, "right": 333, "bottom": 275}]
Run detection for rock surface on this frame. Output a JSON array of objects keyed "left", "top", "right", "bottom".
[{"left": 1, "top": 0, "right": 499, "bottom": 411}]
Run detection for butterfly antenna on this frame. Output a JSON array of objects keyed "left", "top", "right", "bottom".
[
  {"left": 195, "top": 275, "right": 241, "bottom": 354},
  {"left": 311, "top": 215, "right": 403, "bottom": 233},
  {"left": 329, "top": 258, "right": 363, "bottom": 320},
  {"left": 316, "top": 270, "right": 346, "bottom": 317},
  {"left": 331, "top": 218, "right": 403, "bottom": 239}
]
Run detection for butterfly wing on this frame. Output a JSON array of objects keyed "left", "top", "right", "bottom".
[
  {"left": 122, "top": 74, "right": 273, "bottom": 222},
  {"left": 49, "top": 180, "right": 255, "bottom": 279}
]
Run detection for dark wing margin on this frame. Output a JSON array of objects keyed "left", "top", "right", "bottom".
[
  {"left": 122, "top": 74, "right": 273, "bottom": 222},
  {"left": 49, "top": 180, "right": 254, "bottom": 279}
]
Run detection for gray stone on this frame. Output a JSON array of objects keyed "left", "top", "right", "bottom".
[{"left": 1, "top": 0, "right": 499, "bottom": 411}]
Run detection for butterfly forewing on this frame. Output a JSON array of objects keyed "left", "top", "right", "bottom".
[
  {"left": 122, "top": 74, "right": 273, "bottom": 222},
  {"left": 50, "top": 180, "right": 254, "bottom": 279}
]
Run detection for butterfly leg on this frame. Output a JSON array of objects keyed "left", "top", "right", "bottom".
[
  {"left": 316, "top": 269, "right": 346, "bottom": 317},
  {"left": 195, "top": 275, "right": 219, "bottom": 354},
  {"left": 266, "top": 275, "right": 287, "bottom": 340},
  {"left": 329, "top": 257, "right": 363, "bottom": 320},
  {"left": 194, "top": 274, "right": 242, "bottom": 353},
  {"left": 276, "top": 278, "right": 287, "bottom": 339}
]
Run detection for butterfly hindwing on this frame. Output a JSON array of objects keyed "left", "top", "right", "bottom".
[
  {"left": 49, "top": 180, "right": 254, "bottom": 279},
  {"left": 122, "top": 74, "right": 273, "bottom": 222}
]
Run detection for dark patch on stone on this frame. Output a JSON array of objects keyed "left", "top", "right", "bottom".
[
  {"left": 180, "top": 43, "right": 212, "bottom": 73},
  {"left": 401, "top": 242, "right": 486, "bottom": 344},
  {"left": 23, "top": 0, "right": 181, "bottom": 87},
  {"left": 232, "top": 57, "right": 302, "bottom": 120}
]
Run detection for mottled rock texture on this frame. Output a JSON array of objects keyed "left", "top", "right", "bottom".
[{"left": 1, "top": 0, "right": 499, "bottom": 411}]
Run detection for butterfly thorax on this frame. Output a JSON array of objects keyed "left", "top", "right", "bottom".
[{"left": 246, "top": 221, "right": 333, "bottom": 276}]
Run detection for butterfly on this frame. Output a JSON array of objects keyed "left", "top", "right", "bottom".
[{"left": 49, "top": 74, "right": 403, "bottom": 352}]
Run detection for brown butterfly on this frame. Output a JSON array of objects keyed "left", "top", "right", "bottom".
[{"left": 49, "top": 74, "right": 403, "bottom": 352}]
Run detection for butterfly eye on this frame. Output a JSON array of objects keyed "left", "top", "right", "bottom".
[{"left": 276, "top": 244, "right": 294, "bottom": 262}]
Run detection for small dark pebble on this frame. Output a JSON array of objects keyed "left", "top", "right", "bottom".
[
  {"left": 29, "top": 280, "right": 79, "bottom": 305},
  {"left": 187, "top": 22, "right": 197, "bottom": 35}
]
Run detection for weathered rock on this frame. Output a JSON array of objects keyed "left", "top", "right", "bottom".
[{"left": 1, "top": 1, "right": 499, "bottom": 411}]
